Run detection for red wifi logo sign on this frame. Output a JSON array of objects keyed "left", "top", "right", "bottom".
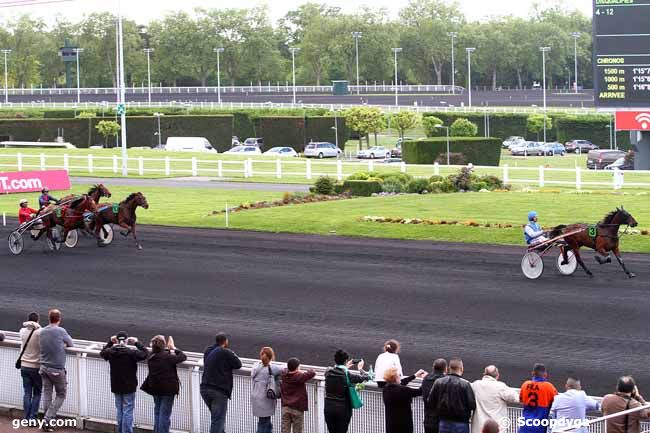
[{"left": 616, "top": 111, "right": 650, "bottom": 131}]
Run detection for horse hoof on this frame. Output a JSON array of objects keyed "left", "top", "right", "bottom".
[
  {"left": 120, "top": 231, "right": 129, "bottom": 237},
  {"left": 628, "top": 273, "right": 636, "bottom": 279},
  {"left": 561, "top": 260, "right": 568, "bottom": 266},
  {"left": 587, "top": 273, "right": 594, "bottom": 278},
  {"left": 137, "top": 245, "right": 143, "bottom": 251}
]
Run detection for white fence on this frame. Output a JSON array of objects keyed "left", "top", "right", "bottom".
[
  {"left": 1, "top": 333, "right": 644, "bottom": 433},
  {"left": 0, "top": 152, "right": 649, "bottom": 190}
]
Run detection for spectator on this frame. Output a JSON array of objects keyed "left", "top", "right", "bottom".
[
  {"left": 140, "top": 335, "right": 186, "bottom": 433},
  {"left": 324, "top": 349, "right": 370, "bottom": 433},
  {"left": 39, "top": 309, "right": 74, "bottom": 432},
  {"left": 422, "top": 359, "right": 448, "bottom": 433},
  {"left": 251, "top": 347, "right": 282, "bottom": 433},
  {"left": 382, "top": 366, "right": 428, "bottom": 433},
  {"left": 428, "top": 358, "right": 476, "bottom": 433},
  {"left": 201, "top": 333, "right": 242, "bottom": 433},
  {"left": 280, "top": 357, "right": 316, "bottom": 433},
  {"left": 482, "top": 419, "right": 500, "bottom": 433},
  {"left": 19, "top": 312, "right": 42, "bottom": 422},
  {"left": 471, "top": 365, "right": 519, "bottom": 433},
  {"left": 0, "top": 332, "right": 4, "bottom": 341},
  {"left": 374, "top": 339, "right": 403, "bottom": 388},
  {"left": 518, "top": 364, "right": 558, "bottom": 433},
  {"left": 549, "top": 378, "right": 600, "bottom": 433},
  {"left": 100, "top": 332, "right": 148, "bottom": 433},
  {"left": 601, "top": 376, "right": 650, "bottom": 433}
]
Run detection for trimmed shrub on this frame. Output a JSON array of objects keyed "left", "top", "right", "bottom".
[
  {"left": 450, "top": 118, "right": 478, "bottom": 137},
  {"left": 381, "top": 178, "right": 406, "bottom": 193},
  {"left": 422, "top": 115, "right": 444, "bottom": 137},
  {"left": 341, "top": 180, "right": 383, "bottom": 197},
  {"left": 407, "top": 178, "right": 431, "bottom": 194},
  {"left": 311, "top": 176, "right": 336, "bottom": 195},
  {"left": 554, "top": 115, "right": 631, "bottom": 150},
  {"left": 346, "top": 171, "right": 380, "bottom": 181},
  {"left": 429, "top": 179, "right": 456, "bottom": 193},
  {"left": 448, "top": 166, "right": 477, "bottom": 191},
  {"left": 434, "top": 152, "right": 466, "bottom": 165},
  {"left": 402, "top": 137, "right": 501, "bottom": 166},
  {"left": 422, "top": 112, "right": 532, "bottom": 141}
]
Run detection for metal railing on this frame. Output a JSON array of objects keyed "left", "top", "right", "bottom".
[
  {"left": 2, "top": 332, "right": 647, "bottom": 433},
  {"left": 1, "top": 152, "right": 648, "bottom": 191}
]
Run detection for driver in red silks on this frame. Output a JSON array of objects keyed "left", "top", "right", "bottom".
[{"left": 18, "top": 199, "right": 38, "bottom": 224}]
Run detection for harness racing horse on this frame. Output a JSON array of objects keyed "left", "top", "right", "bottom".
[
  {"left": 58, "top": 184, "right": 112, "bottom": 205},
  {"left": 40, "top": 195, "right": 98, "bottom": 247},
  {"left": 550, "top": 207, "right": 638, "bottom": 278},
  {"left": 93, "top": 192, "right": 149, "bottom": 250}
]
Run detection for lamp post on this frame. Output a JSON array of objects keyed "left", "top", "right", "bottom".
[
  {"left": 117, "top": 0, "right": 128, "bottom": 176},
  {"left": 392, "top": 48, "right": 402, "bottom": 106},
  {"left": 143, "top": 48, "right": 154, "bottom": 105},
  {"left": 73, "top": 48, "right": 84, "bottom": 104},
  {"left": 436, "top": 125, "right": 451, "bottom": 166},
  {"left": 289, "top": 47, "right": 300, "bottom": 105},
  {"left": 1, "top": 49, "right": 11, "bottom": 105},
  {"left": 540, "top": 46, "right": 551, "bottom": 143},
  {"left": 570, "top": 32, "right": 580, "bottom": 94},
  {"left": 153, "top": 112, "right": 164, "bottom": 148},
  {"left": 352, "top": 32, "right": 362, "bottom": 95},
  {"left": 448, "top": 32, "right": 457, "bottom": 94},
  {"left": 466, "top": 47, "right": 476, "bottom": 107},
  {"left": 213, "top": 47, "right": 224, "bottom": 104}
]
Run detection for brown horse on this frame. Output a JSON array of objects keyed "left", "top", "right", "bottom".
[
  {"left": 93, "top": 192, "right": 149, "bottom": 250},
  {"left": 550, "top": 207, "right": 638, "bottom": 278},
  {"left": 40, "top": 195, "right": 98, "bottom": 247},
  {"left": 58, "top": 184, "right": 112, "bottom": 205}
]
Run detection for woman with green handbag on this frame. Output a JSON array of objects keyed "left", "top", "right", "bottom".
[{"left": 324, "top": 349, "right": 371, "bottom": 433}]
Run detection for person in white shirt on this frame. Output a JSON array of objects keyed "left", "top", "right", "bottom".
[
  {"left": 549, "top": 378, "right": 600, "bottom": 433},
  {"left": 374, "top": 340, "right": 403, "bottom": 388},
  {"left": 471, "top": 365, "right": 520, "bottom": 433}
]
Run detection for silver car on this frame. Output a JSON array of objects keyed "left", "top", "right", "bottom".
[{"left": 304, "top": 142, "right": 342, "bottom": 158}]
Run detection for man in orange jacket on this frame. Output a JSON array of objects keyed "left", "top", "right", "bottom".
[{"left": 518, "top": 364, "right": 558, "bottom": 433}]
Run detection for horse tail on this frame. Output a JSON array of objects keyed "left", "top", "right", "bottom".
[{"left": 548, "top": 224, "right": 567, "bottom": 239}]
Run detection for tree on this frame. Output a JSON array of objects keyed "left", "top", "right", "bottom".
[
  {"left": 422, "top": 115, "right": 444, "bottom": 137},
  {"left": 390, "top": 111, "right": 419, "bottom": 139},
  {"left": 96, "top": 120, "right": 120, "bottom": 147},
  {"left": 450, "top": 118, "right": 478, "bottom": 137},
  {"left": 527, "top": 114, "right": 552, "bottom": 140},
  {"left": 343, "top": 107, "right": 384, "bottom": 149}
]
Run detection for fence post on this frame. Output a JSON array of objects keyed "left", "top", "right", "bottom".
[
  {"left": 337, "top": 159, "right": 343, "bottom": 181},
  {"left": 63, "top": 154, "right": 69, "bottom": 172},
  {"left": 401, "top": 161, "right": 407, "bottom": 174},
  {"left": 613, "top": 168, "right": 623, "bottom": 190},
  {"left": 39, "top": 153, "right": 45, "bottom": 170},
  {"left": 77, "top": 353, "right": 88, "bottom": 422},
  {"left": 17, "top": 153, "right": 22, "bottom": 171},
  {"left": 189, "top": 366, "right": 202, "bottom": 433},
  {"left": 192, "top": 157, "right": 198, "bottom": 177},
  {"left": 165, "top": 157, "right": 171, "bottom": 176},
  {"left": 575, "top": 166, "right": 582, "bottom": 191},
  {"left": 368, "top": 160, "right": 374, "bottom": 172},
  {"left": 306, "top": 159, "right": 312, "bottom": 180},
  {"left": 87, "top": 154, "right": 93, "bottom": 173},
  {"left": 538, "top": 165, "right": 544, "bottom": 188},
  {"left": 247, "top": 158, "right": 253, "bottom": 178},
  {"left": 434, "top": 162, "right": 440, "bottom": 176},
  {"left": 503, "top": 164, "right": 509, "bottom": 185},
  {"left": 138, "top": 156, "right": 144, "bottom": 176},
  {"left": 112, "top": 155, "right": 118, "bottom": 174},
  {"left": 316, "top": 380, "right": 326, "bottom": 433},
  {"left": 276, "top": 159, "right": 282, "bottom": 179},
  {"left": 218, "top": 160, "right": 223, "bottom": 178}
]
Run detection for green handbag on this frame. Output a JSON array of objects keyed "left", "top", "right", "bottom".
[{"left": 343, "top": 368, "right": 364, "bottom": 409}]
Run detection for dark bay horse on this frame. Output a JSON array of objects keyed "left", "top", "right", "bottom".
[
  {"left": 41, "top": 195, "right": 98, "bottom": 247},
  {"left": 58, "top": 184, "right": 112, "bottom": 205},
  {"left": 93, "top": 192, "right": 149, "bottom": 250},
  {"left": 550, "top": 207, "right": 638, "bottom": 278}
]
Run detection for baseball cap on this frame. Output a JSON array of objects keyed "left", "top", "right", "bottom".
[
  {"left": 116, "top": 331, "right": 129, "bottom": 342},
  {"left": 19, "top": 199, "right": 28, "bottom": 205}
]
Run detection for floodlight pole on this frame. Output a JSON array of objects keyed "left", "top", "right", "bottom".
[
  {"left": 392, "top": 48, "right": 402, "bottom": 106},
  {"left": 448, "top": 32, "right": 457, "bottom": 94},
  {"left": 1, "top": 49, "right": 11, "bottom": 105},
  {"left": 352, "top": 32, "right": 362, "bottom": 95}
]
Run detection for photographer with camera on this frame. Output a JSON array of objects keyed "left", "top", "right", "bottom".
[
  {"left": 602, "top": 376, "right": 650, "bottom": 433},
  {"left": 100, "top": 331, "right": 148, "bottom": 433}
]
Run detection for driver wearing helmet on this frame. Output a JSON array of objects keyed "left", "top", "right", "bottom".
[
  {"left": 18, "top": 199, "right": 38, "bottom": 225},
  {"left": 38, "top": 187, "right": 59, "bottom": 208},
  {"left": 524, "top": 211, "right": 548, "bottom": 246}
]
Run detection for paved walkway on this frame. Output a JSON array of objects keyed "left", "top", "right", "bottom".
[{"left": 71, "top": 177, "right": 309, "bottom": 192}]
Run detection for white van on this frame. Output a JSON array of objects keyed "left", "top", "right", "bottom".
[{"left": 165, "top": 137, "right": 217, "bottom": 153}]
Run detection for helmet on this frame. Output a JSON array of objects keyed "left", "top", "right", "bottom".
[
  {"left": 528, "top": 211, "right": 538, "bottom": 221},
  {"left": 41, "top": 187, "right": 49, "bottom": 193},
  {"left": 19, "top": 199, "right": 28, "bottom": 205}
]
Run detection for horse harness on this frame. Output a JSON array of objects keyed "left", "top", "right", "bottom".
[{"left": 588, "top": 223, "right": 628, "bottom": 242}]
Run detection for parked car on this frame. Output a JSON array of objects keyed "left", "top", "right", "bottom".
[
  {"left": 232, "top": 136, "right": 240, "bottom": 147},
  {"left": 263, "top": 147, "right": 298, "bottom": 157},
  {"left": 224, "top": 145, "right": 262, "bottom": 155},
  {"left": 502, "top": 136, "right": 525, "bottom": 149},
  {"left": 243, "top": 137, "right": 264, "bottom": 148},
  {"left": 304, "top": 142, "right": 342, "bottom": 158},
  {"left": 539, "top": 142, "right": 566, "bottom": 156},
  {"left": 605, "top": 156, "right": 635, "bottom": 170},
  {"left": 391, "top": 137, "right": 413, "bottom": 158},
  {"left": 510, "top": 141, "right": 544, "bottom": 156},
  {"left": 357, "top": 146, "right": 392, "bottom": 159},
  {"left": 586, "top": 149, "right": 626, "bottom": 170},
  {"left": 565, "top": 139, "right": 599, "bottom": 153},
  {"left": 165, "top": 137, "right": 217, "bottom": 153}
]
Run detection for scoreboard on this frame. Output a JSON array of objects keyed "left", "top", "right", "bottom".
[{"left": 593, "top": 0, "right": 650, "bottom": 108}]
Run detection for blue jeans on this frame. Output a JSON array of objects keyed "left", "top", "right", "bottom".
[
  {"left": 153, "top": 395, "right": 175, "bottom": 433},
  {"left": 21, "top": 367, "right": 42, "bottom": 420},
  {"left": 200, "top": 386, "right": 228, "bottom": 433},
  {"left": 257, "top": 416, "right": 272, "bottom": 433},
  {"left": 114, "top": 393, "right": 135, "bottom": 433},
  {"left": 439, "top": 420, "right": 470, "bottom": 433}
]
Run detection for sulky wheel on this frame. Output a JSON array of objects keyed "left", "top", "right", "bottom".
[
  {"left": 8, "top": 231, "right": 24, "bottom": 255},
  {"left": 65, "top": 229, "right": 79, "bottom": 248},
  {"left": 522, "top": 252, "right": 544, "bottom": 280},
  {"left": 556, "top": 250, "right": 577, "bottom": 276},
  {"left": 99, "top": 224, "right": 114, "bottom": 245}
]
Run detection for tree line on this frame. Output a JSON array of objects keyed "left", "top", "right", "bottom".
[{"left": 0, "top": 0, "right": 593, "bottom": 90}]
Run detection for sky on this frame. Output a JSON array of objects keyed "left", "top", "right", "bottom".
[{"left": 1, "top": 0, "right": 593, "bottom": 24}]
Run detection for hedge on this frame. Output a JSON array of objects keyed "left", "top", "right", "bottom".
[
  {"left": 341, "top": 180, "right": 383, "bottom": 197},
  {"left": 554, "top": 115, "right": 631, "bottom": 150},
  {"left": 402, "top": 137, "right": 502, "bottom": 166},
  {"left": 423, "top": 113, "right": 532, "bottom": 141}
]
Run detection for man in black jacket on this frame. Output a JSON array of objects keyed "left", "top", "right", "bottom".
[
  {"left": 100, "top": 331, "right": 148, "bottom": 433},
  {"left": 200, "top": 333, "right": 242, "bottom": 433},
  {"left": 428, "top": 358, "right": 476, "bottom": 433},
  {"left": 422, "top": 358, "right": 448, "bottom": 433}
]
